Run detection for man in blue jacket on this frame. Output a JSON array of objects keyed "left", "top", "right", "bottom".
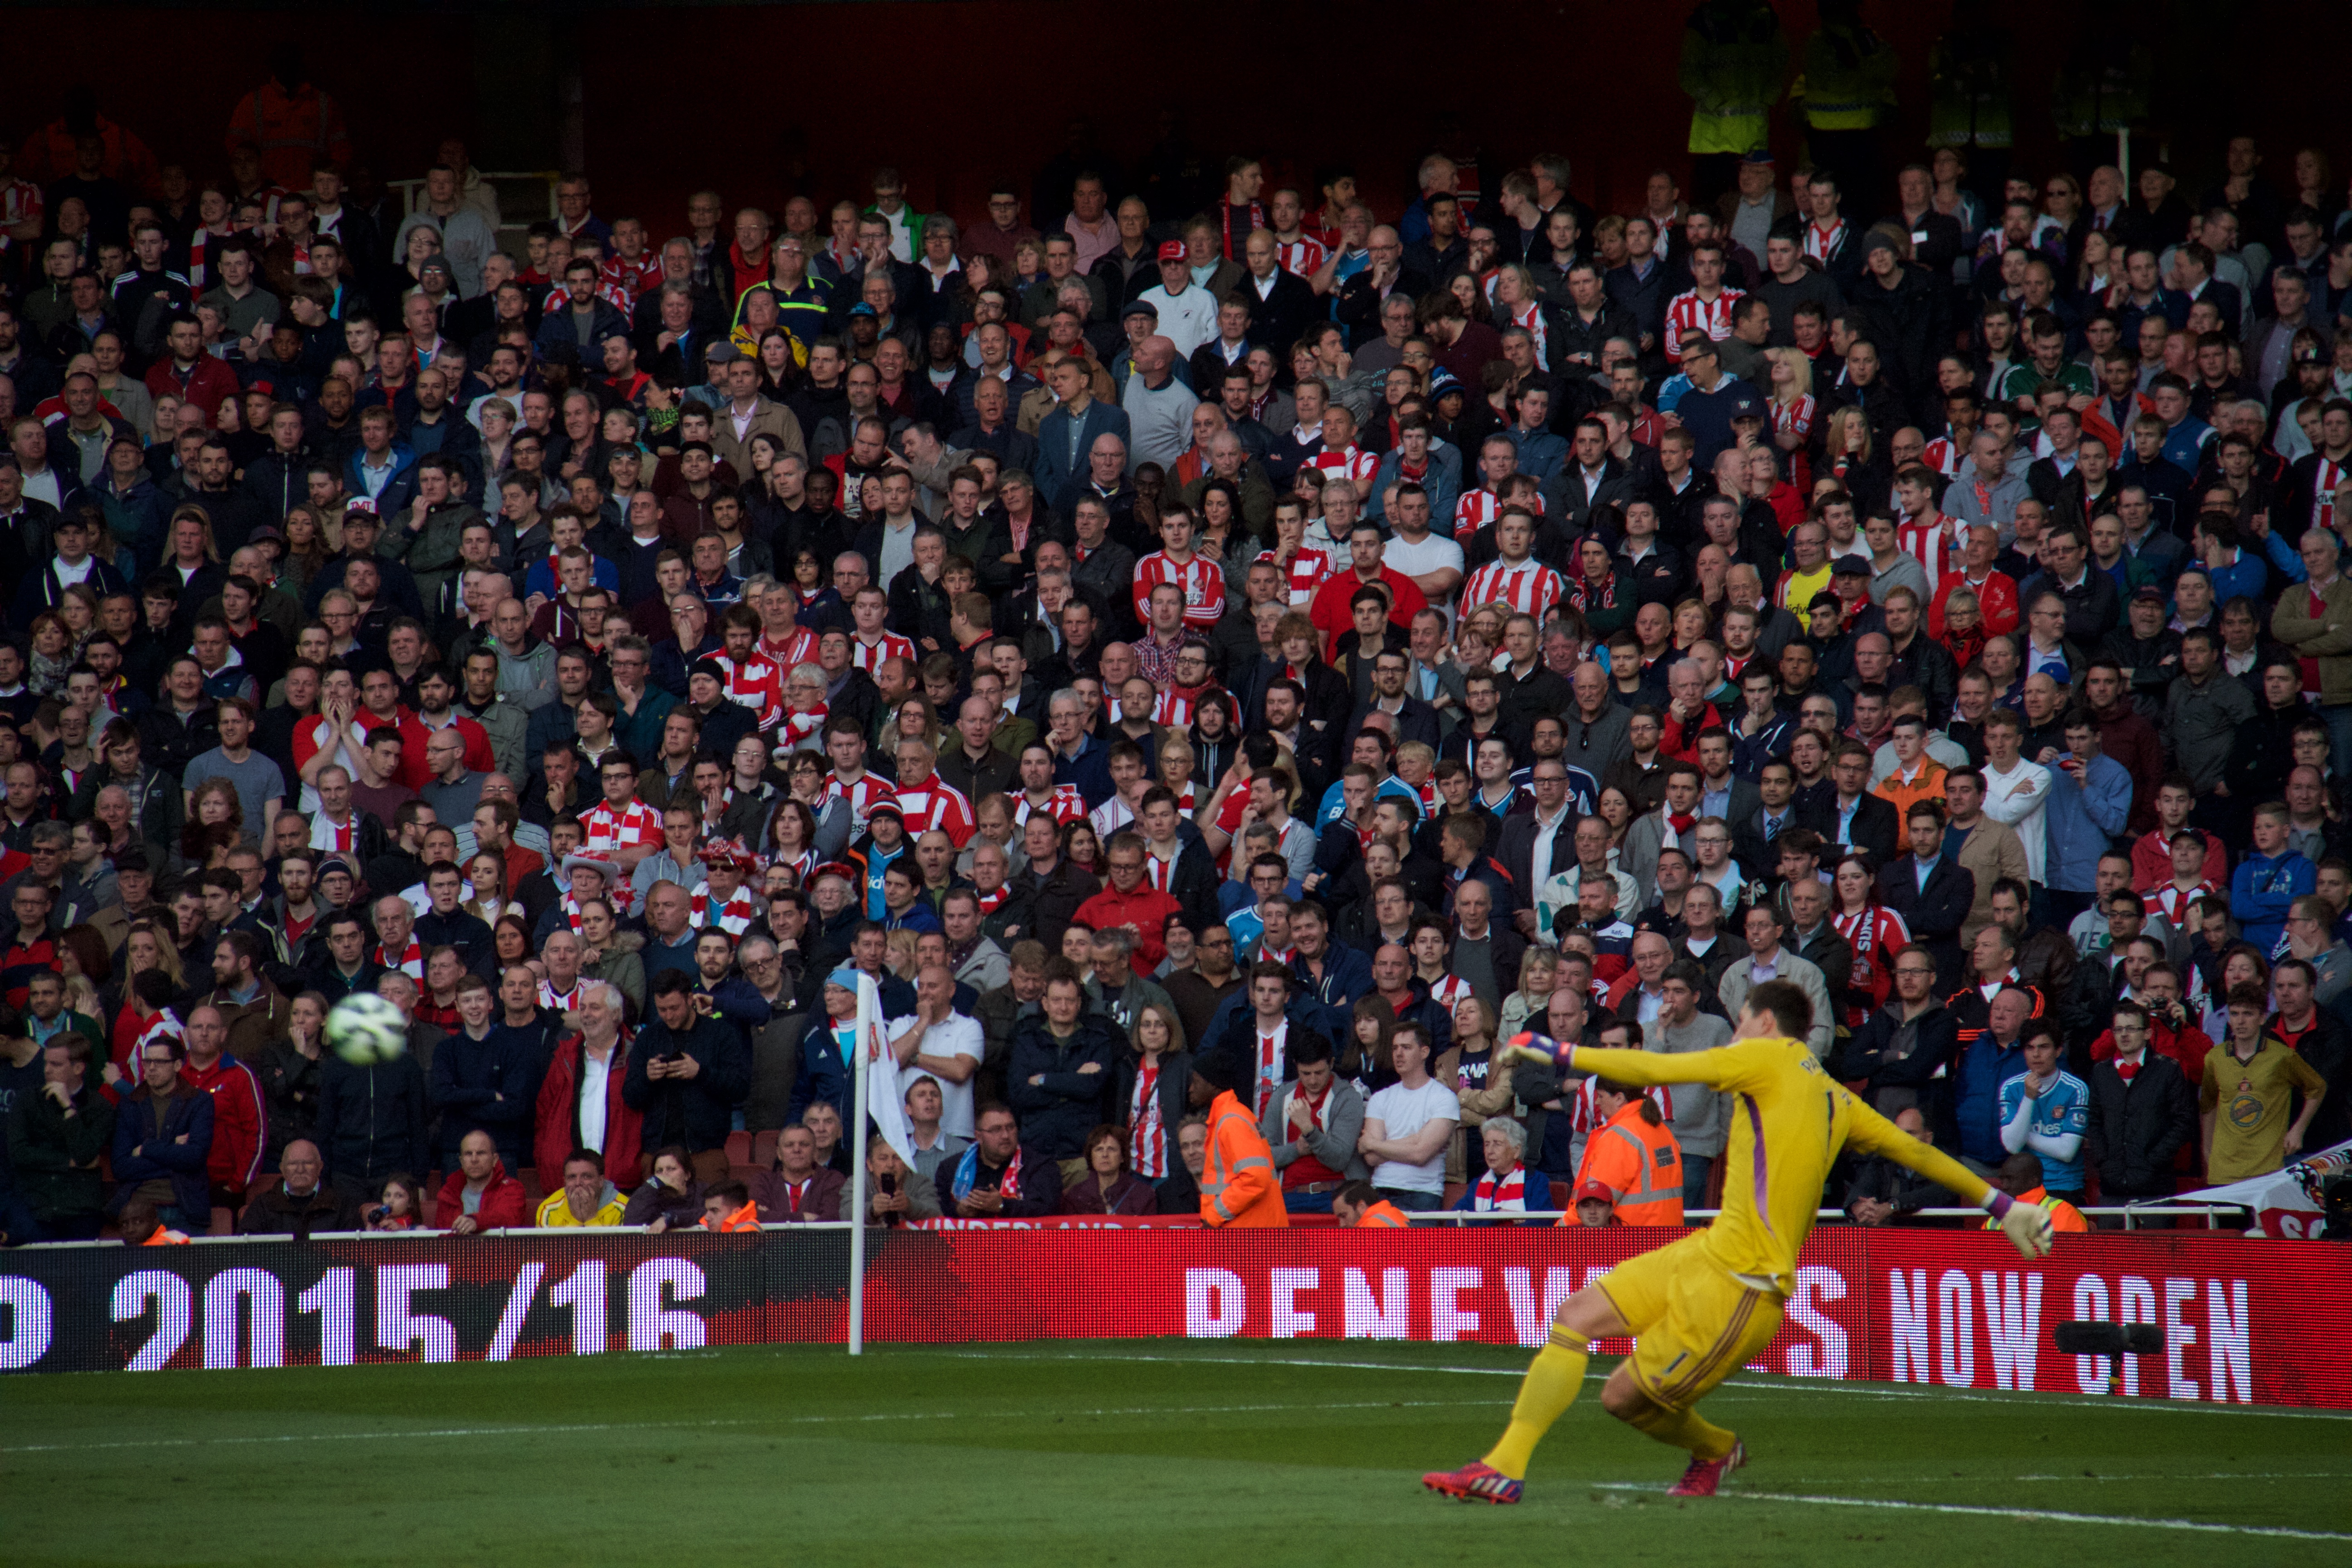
[
  {"left": 2040, "top": 712, "right": 2134, "bottom": 929},
  {"left": 2232, "top": 803, "right": 2316, "bottom": 956},
  {"left": 108, "top": 1029, "right": 215, "bottom": 1230},
  {"left": 1034, "top": 357, "right": 1132, "bottom": 517},
  {"left": 1946, "top": 984, "right": 2031, "bottom": 1173}
]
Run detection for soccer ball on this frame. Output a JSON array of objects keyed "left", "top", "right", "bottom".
[{"left": 327, "top": 994, "right": 411, "bottom": 1066}]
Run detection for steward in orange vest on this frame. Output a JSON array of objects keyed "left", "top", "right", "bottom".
[
  {"left": 1336, "top": 1180, "right": 1411, "bottom": 1228},
  {"left": 1195, "top": 1048, "right": 1288, "bottom": 1228},
  {"left": 701, "top": 1181, "right": 764, "bottom": 1232},
  {"left": 1569, "top": 1078, "right": 1685, "bottom": 1226}
]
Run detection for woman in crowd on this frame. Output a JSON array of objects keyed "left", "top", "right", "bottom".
[{"left": 1058, "top": 1122, "right": 1159, "bottom": 1215}]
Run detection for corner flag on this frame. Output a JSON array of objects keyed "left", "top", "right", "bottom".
[{"left": 852, "top": 970, "right": 916, "bottom": 1166}]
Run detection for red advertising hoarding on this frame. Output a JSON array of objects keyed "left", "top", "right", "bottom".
[{"left": 4, "top": 1228, "right": 2347, "bottom": 1408}]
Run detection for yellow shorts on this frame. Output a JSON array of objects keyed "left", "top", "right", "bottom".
[{"left": 1594, "top": 1231, "right": 1785, "bottom": 1412}]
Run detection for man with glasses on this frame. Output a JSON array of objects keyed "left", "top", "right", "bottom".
[
  {"left": 1846, "top": 934, "right": 1959, "bottom": 1106},
  {"left": 1501, "top": 759, "right": 1578, "bottom": 941}
]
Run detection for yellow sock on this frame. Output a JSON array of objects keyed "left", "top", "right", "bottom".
[
  {"left": 1481, "top": 1326, "right": 1589, "bottom": 1480},
  {"left": 1626, "top": 1401, "right": 1738, "bottom": 1460}
]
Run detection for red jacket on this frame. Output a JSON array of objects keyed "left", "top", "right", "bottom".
[
  {"left": 180, "top": 1054, "right": 265, "bottom": 1190},
  {"left": 144, "top": 355, "right": 245, "bottom": 425},
  {"left": 434, "top": 1161, "right": 531, "bottom": 1230},
  {"left": 1308, "top": 566, "right": 1428, "bottom": 659},
  {"left": 1072, "top": 884, "right": 1182, "bottom": 975},
  {"left": 534, "top": 1035, "right": 642, "bottom": 1186}
]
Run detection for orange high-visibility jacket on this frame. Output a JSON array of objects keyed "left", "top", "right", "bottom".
[
  {"left": 1357, "top": 1199, "right": 1411, "bottom": 1228},
  {"left": 1200, "top": 1089, "right": 1289, "bottom": 1227},
  {"left": 1575, "top": 1102, "right": 1686, "bottom": 1225},
  {"left": 707, "top": 1200, "right": 763, "bottom": 1234}
]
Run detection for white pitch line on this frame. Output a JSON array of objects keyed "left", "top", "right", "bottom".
[
  {"left": 1585, "top": 1485, "right": 2352, "bottom": 1543},
  {"left": 0, "top": 1397, "right": 1491, "bottom": 1457},
  {"left": 931, "top": 1350, "right": 2352, "bottom": 1420}
]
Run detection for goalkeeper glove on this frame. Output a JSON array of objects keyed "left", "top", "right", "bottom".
[
  {"left": 1499, "top": 1031, "right": 1577, "bottom": 1073},
  {"left": 1981, "top": 1190, "right": 2056, "bottom": 1259}
]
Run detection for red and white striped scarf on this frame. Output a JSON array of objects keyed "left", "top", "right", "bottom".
[
  {"left": 1129, "top": 1062, "right": 1167, "bottom": 1177},
  {"left": 376, "top": 940, "right": 423, "bottom": 979},
  {"left": 1471, "top": 1164, "right": 1529, "bottom": 1211}
]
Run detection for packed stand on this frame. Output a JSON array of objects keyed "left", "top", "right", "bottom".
[{"left": 0, "top": 24, "right": 2345, "bottom": 1243}]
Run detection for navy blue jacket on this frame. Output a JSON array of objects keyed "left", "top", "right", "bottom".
[
  {"left": 429, "top": 1026, "right": 543, "bottom": 1170},
  {"left": 314, "top": 1052, "right": 431, "bottom": 1191},
  {"left": 108, "top": 1083, "right": 214, "bottom": 1219}
]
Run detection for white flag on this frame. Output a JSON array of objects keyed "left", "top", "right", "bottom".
[{"left": 853, "top": 971, "right": 916, "bottom": 1165}]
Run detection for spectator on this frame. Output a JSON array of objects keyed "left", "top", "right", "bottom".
[
  {"left": 749, "top": 1123, "right": 844, "bottom": 1222},
  {"left": 1950, "top": 984, "right": 2034, "bottom": 1174},
  {"left": 1571, "top": 1072, "right": 1684, "bottom": 1225},
  {"left": 6, "top": 1032, "right": 116, "bottom": 1240},
  {"left": 944, "top": 1101, "right": 1063, "bottom": 1217},
  {"left": 862, "top": 1132, "right": 944, "bottom": 1225},
  {"left": 1984, "top": 1151, "right": 2090, "bottom": 1233},
  {"left": 2083, "top": 1000, "right": 2198, "bottom": 1217},
  {"left": 1007, "top": 959, "right": 1122, "bottom": 1181},
  {"left": 1058, "top": 1121, "right": 1158, "bottom": 1215},
  {"left": 1358, "top": 1020, "right": 1457, "bottom": 1212},
  {"left": 238, "top": 1137, "right": 359, "bottom": 1235},
  {"left": 429, "top": 973, "right": 537, "bottom": 1176},
  {"left": 176, "top": 1003, "right": 265, "bottom": 1212},
  {"left": 1453, "top": 1116, "right": 1533, "bottom": 1215},
  {"left": 622, "top": 1146, "right": 707, "bottom": 1230},
  {"left": 1335, "top": 1178, "right": 1413, "bottom": 1228},
  {"left": 1997, "top": 1021, "right": 2090, "bottom": 1201},
  {"left": 625, "top": 970, "right": 750, "bottom": 1186},
  {"left": 1643, "top": 959, "right": 1731, "bottom": 1205},
  {"left": 1156, "top": 1113, "right": 1208, "bottom": 1214},
  {"left": 534, "top": 1147, "right": 626, "bottom": 1226},
  {"left": 534, "top": 980, "right": 640, "bottom": 1190},
  {"left": 1843, "top": 1106, "right": 1944, "bottom": 1224},
  {"left": 1262, "top": 1029, "right": 1367, "bottom": 1214},
  {"left": 2200, "top": 982, "right": 2328, "bottom": 1183},
  {"left": 433, "top": 1128, "right": 529, "bottom": 1233},
  {"left": 702, "top": 1181, "right": 762, "bottom": 1232}
]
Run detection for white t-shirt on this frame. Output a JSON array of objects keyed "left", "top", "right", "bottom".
[
  {"left": 1365, "top": 1077, "right": 1460, "bottom": 1195},
  {"left": 891, "top": 1011, "right": 984, "bottom": 1139},
  {"left": 1383, "top": 532, "right": 1464, "bottom": 582}
]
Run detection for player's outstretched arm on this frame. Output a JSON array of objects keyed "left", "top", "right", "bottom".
[
  {"left": 1499, "top": 1032, "right": 1749, "bottom": 1088},
  {"left": 1844, "top": 1097, "right": 2055, "bottom": 1259}
]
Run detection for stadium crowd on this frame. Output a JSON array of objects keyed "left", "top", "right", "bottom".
[{"left": 0, "top": 18, "right": 2346, "bottom": 1245}]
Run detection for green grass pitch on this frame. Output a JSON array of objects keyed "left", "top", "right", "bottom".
[{"left": 4, "top": 1338, "right": 2346, "bottom": 1566}]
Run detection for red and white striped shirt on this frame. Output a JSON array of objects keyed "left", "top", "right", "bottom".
[
  {"left": 2146, "top": 879, "right": 2218, "bottom": 927},
  {"left": 891, "top": 776, "right": 976, "bottom": 847},
  {"left": 849, "top": 631, "right": 917, "bottom": 674},
  {"left": 1505, "top": 299, "right": 1548, "bottom": 366},
  {"left": 1256, "top": 544, "right": 1334, "bottom": 606},
  {"left": 308, "top": 811, "right": 366, "bottom": 855},
  {"left": 580, "top": 798, "right": 665, "bottom": 853},
  {"left": 1768, "top": 392, "right": 1815, "bottom": 449},
  {"left": 1920, "top": 436, "right": 1961, "bottom": 478},
  {"left": 1663, "top": 285, "right": 1745, "bottom": 363},
  {"left": 1274, "top": 236, "right": 1328, "bottom": 278},
  {"left": 1896, "top": 516, "right": 1969, "bottom": 602},
  {"left": 1305, "top": 443, "right": 1377, "bottom": 492},
  {"left": 1152, "top": 685, "right": 1215, "bottom": 728},
  {"left": 759, "top": 627, "right": 819, "bottom": 669},
  {"left": 539, "top": 978, "right": 588, "bottom": 1012},
  {"left": 1252, "top": 1021, "right": 1288, "bottom": 1117},
  {"left": 712, "top": 652, "right": 785, "bottom": 731},
  {"left": 598, "top": 251, "right": 664, "bottom": 304},
  {"left": 1140, "top": 843, "right": 1188, "bottom": 895},
  {"left": 826, "top": 772, "right": 896, "bottom": 830},
  {"left": 2313, "top": 457, "right": 2344, "bottom": 534},
  {"left": 3, "top": 177, "right": 44, "bottom": 232},
  {"left": 1460, "top": 558, "right": 1566, "bottom": 619},
  {"left": 1129, "top": 1061, "right": 1169, "bottom": 1177},
  {"left": 1803, "top": 219, "right": 1849, "bottom": 265},
  {"left": 1012, "top": 785, "right": 1088, "bottom": 829},
  {"left": 375, "top": 940, "right": 424, "bottom": 980},
  {"left": 1132, "top": 551, "right": 1226, "bottom": 629},
  {"left": 1453, "top": 486, "right": 1544, "bottom": 539},
  {"left": 688, "top": 887, "right": 758, "bottom": 936}
]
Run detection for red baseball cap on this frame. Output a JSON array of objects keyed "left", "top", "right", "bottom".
[
  {"left": 1157, "top": 240, "right": 1187, "bottom": 262},
  {"left": 1573, "top": 1180, "right": 1616, "bottom": 1205}
]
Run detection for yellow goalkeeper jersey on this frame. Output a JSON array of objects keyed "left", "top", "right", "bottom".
[{"left": 1570, "top": 1035, "right": 1997, "bottom": 1294}]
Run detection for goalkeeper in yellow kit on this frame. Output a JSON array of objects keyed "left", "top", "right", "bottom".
[{"left": 1423, "top": 980, "right": 2057, "bottom": 1503}]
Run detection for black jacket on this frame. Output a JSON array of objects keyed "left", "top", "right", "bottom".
[
  {"left": 1799, "top": 790, "right": 1900, "bottom": 869},
  {"left": 239, "top": 1179, "right": 363, "bottom": 1236},
  {"left": 5, "top": 1079, "right": 116, "bottom": 1225},
  {"left": 2082, "top": 1054, "right": 2197, "bottom": 1199},
  {"left": 1006, "top": 1011, "right": 1123, "bottom": 1162},
  {"left": 624, "top": 1011, "right": 751, "bottom": 1156},
  {"left": 1877, "top": 855, "right": 1975, "bottom": 991},
  {"left": 314, "top": 1053, "right": 430, "bottom": 1192},
  {"left": 1828, "top": 999, "right": 1960, "bottom": 1111}
]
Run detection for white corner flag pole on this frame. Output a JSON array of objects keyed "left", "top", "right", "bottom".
[{"left": 848, "top": 995, "right": 869, "bottom": 1358}]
